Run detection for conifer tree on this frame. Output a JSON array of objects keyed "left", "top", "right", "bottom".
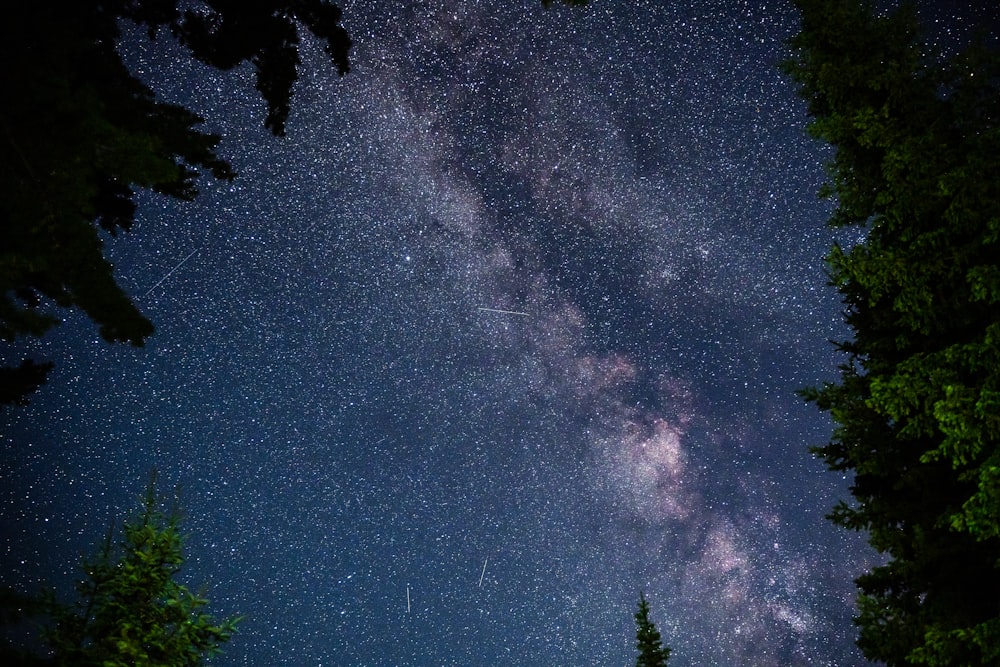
[
  {"left": 786, "top": 1, "right": 1000, "bottom": 663},
  {"left": 3, "top": 475, "right": 239, "bottom": 665},
  {"left": 634, "top": 592, "right": 670, "bottom": 667}
]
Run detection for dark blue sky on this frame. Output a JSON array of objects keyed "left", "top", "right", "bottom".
[{"left": 1, "top": 1, "right": 889, "bottom": 664}]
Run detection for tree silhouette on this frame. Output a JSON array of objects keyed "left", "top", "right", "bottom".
[
  {"left": 787, "top": 0, "right": 1000, "bottom": 663},
  {"left": 634, "top": 592, "right": 671, "bottom": 667},
  {"left": 0, "top": 0, "right": 587, "bottom": 406},
  {"left": 0, "top": 360, "right": 54, "bottom": 407},
  {"left": 1, "top": 1, "right": 351, "bottom": 404}
]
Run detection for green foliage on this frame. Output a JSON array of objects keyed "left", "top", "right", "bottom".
[
  {"left": 787, "top": 1, "right": 1000, "bottom": 664},
  {"left": 634, "top": 593, "right": 670, "bottom": 667},
  {"left": 0, "top": 1, "right": 352, "bottom": 402},
  {"left": 5, "top": 475, "right": 239, "bottom": 665}
]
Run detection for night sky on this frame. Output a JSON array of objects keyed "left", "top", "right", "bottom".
[{"left": 1, "top": 1, "right": 889, "bottom": 665}]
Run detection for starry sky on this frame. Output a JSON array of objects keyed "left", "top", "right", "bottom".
[{"left": 0, "top": 1, "right": 893, "bottom": 665}]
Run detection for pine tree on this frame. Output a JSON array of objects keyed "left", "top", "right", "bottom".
[
  {"left": 4, "top": 474, "right": 240, "bottom": 665},
  {"left": 786, "top": 1, "right": 1000, "bottom": 664},
  {"left": 634, "top": 592, "right": 670, "bottom": 667}
]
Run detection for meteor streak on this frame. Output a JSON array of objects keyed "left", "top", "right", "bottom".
[
  {"left": 143, "top": 248, "right": 199, "bottom": 297},
  {"left": 479, "top": 557, "right": 488, "bottom": 587},
  {"left": 477, "top": 307, "right": 529, "bottom": 317}
]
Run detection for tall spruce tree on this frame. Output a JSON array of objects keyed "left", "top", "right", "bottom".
[
  {"left": 786, "top": 1, "right": 1000, "bottom": 664},
  {"left": 2, "top": 474, "right": 239, "bottom": 665},
  {"left": 634, "top": 593, "right": 671, "bottom": 667}
]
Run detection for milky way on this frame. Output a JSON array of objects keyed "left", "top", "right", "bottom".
[{"left": 2, "top": 1, "right": 877, "bottom": 665}]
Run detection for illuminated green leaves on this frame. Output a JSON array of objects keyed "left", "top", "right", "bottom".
[{"left": 788, "top": 0, "right": 1000, "bottom": 663}]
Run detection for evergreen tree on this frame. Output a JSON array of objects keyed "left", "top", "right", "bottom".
[
  {"left": 1, "top": 1, "right": 352, "bottom": 403},
  {"left": 634, "top": 592, "right": 670, "bottom": 667},
  {"left": 786, "top": 1, "right": 1000, "bottom": 664},
  {"left": 2, "top": 475, "right": 239, "bottom": 665}
]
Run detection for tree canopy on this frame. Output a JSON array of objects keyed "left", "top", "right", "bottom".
[
  {"left": 1, "top": 474, "right": 239, "bottom": 665},
  {"left": 787, "top": 0, "right": 1000, "bottom": 663},
  {"left": 634, "top": 592, "right": 671, "bottom": 667},
  {"left": 0, "top": 1, "right": 352, "bottom": 404}
]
